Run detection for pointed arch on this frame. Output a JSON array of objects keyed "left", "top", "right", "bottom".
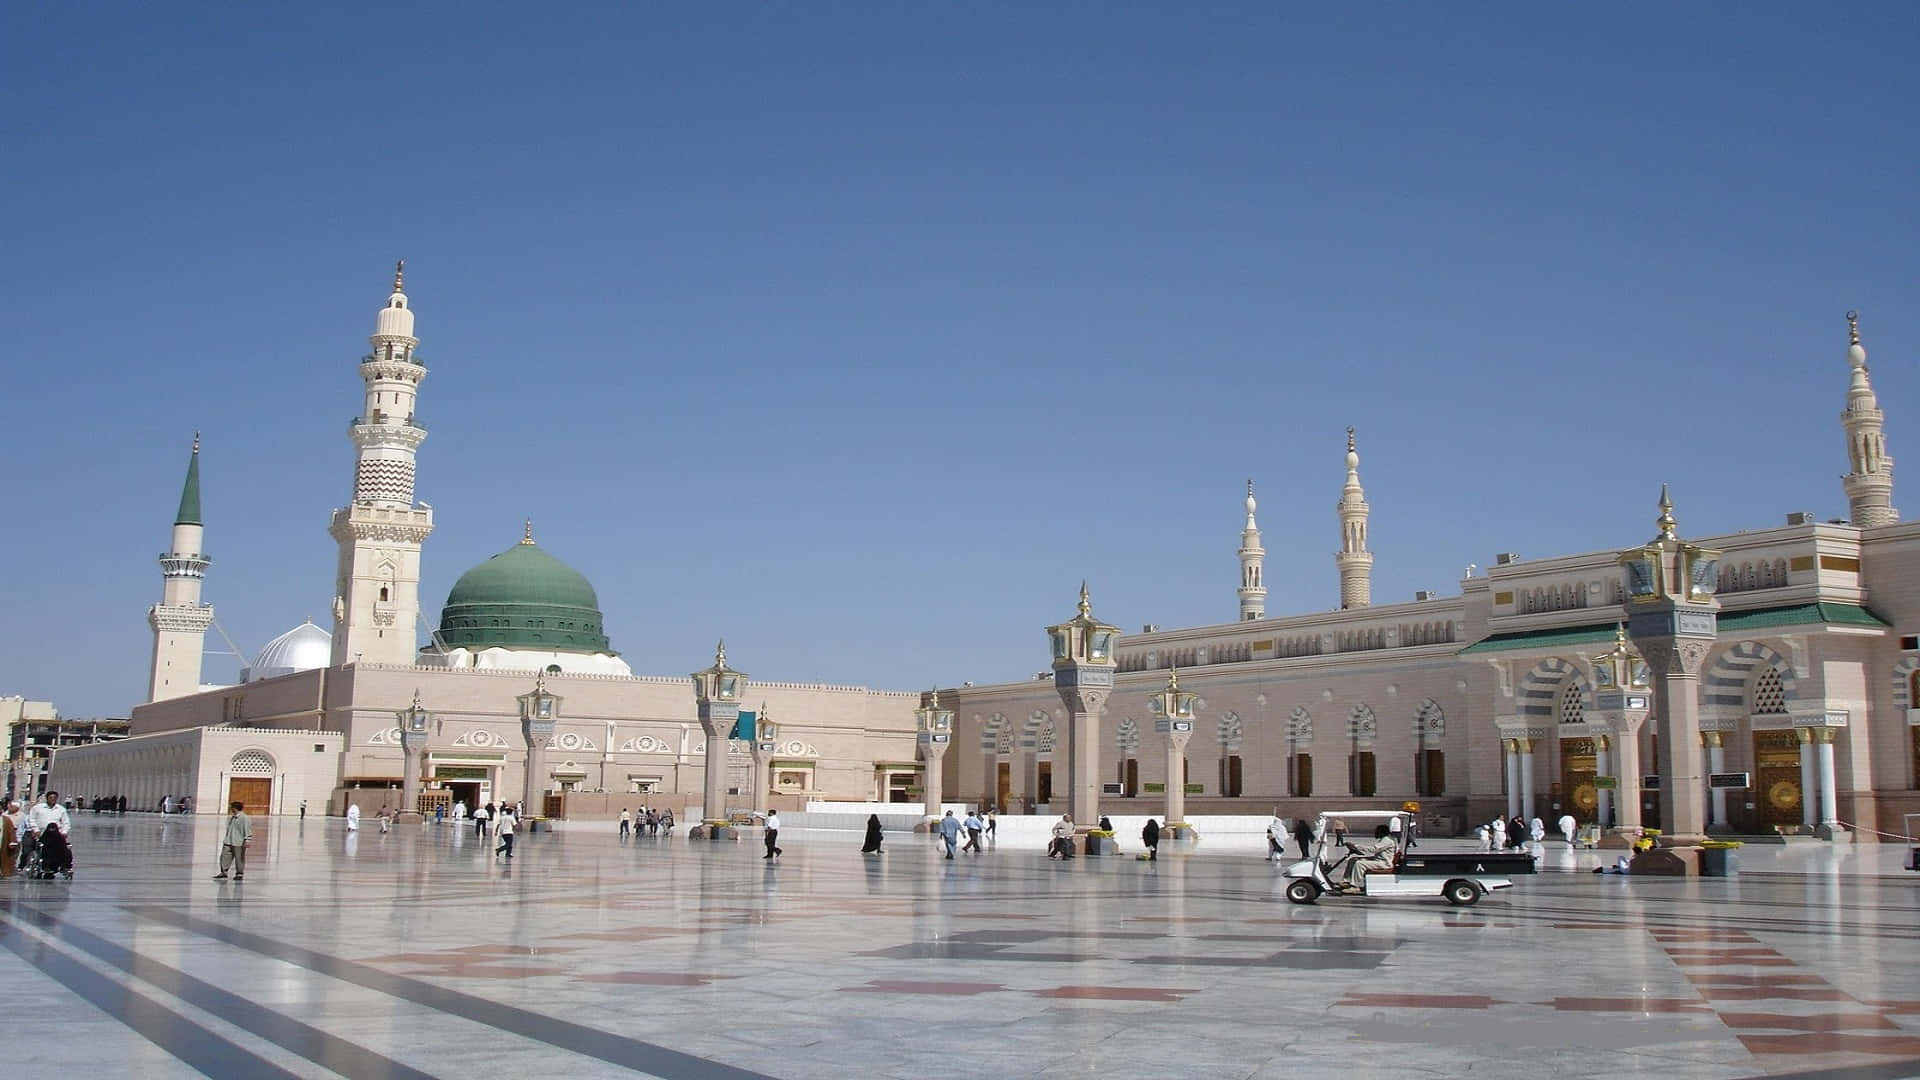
[
  {"left": 1517, "top": 656, "right": 1589, "bottom": 720},
  {"left": 1704, "top": 641, "right": 1802, "bottom": 713},
  {"left": 1286, "top": 706, "right": 1313, "bottom": 743},
  {"left": 1414, "top": 698, "right": 1445, "bottom": 738}
]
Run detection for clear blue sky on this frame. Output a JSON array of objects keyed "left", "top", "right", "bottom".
[{"left": 4, "top": 5, "right": 1916, "bottom": 718}]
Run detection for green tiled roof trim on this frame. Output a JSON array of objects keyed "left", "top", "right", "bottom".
[
  {"left": 1715, "top": 602, "right": 1889, "bottom": 631},
  {"left": 1458, "top": 623, "right": 1618, "bottom": 654}
]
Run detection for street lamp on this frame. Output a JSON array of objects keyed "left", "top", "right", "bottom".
[
  {"left": 916, "top": 689, "right": 955, "bottom": 827},
  {"left": 395, "top": 689, "right": 429, "bottom": 822},
  {"left": 1149, "top": 668, "right": 1199, "bottom": 837},
  {"left": 691, "top": 639, "right": 747, "bottom": 839},
  {"left": 1588, "top": 625, "right": 1651, "bottom": 833},
  {"left": 1047, "top": 581, "right": 1120, "bottom": 829},
  {"left": 517, "top": 675, "right": 561, "bottom": 820},
  {"left": 751, "top": 702, "right": 780, "bottom": 808}
]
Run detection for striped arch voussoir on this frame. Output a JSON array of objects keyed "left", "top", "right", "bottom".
[
  {"left": 1703, "top": 641, "right": 1801, "bottom": 711},
  {"left": 1517, "top": 656, "right": 1589, "bottom": 719},
  {"left": 1892, "top": 656, "right": 1920, "bottom": 711}
]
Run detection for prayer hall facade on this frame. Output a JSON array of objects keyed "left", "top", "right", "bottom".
[{"left": 48, "top": 270, "right": 1920, "bottom": 840}]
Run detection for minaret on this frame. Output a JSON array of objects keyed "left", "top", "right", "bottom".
[
  {"left": 1335, "top": 426, "right": 1373, "bottom": 609},
  {"left": 329, "top": 262, "right": 435, "bottom": 665},
  {"left": 1841, "top": 311, "right": 1898, "bottom": 527},
  {"left": 1237, "top": 479, "right": 1266, "bottom": 620},
  {"left": 148, "top": 434, "right": 214, "bottom": 702}
]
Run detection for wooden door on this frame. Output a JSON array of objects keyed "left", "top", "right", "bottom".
[
  {"left": 228, "top": 778, "right": 272, "bottom": 816},
  {"left": 1036, "top": 762, "right": 1053, "bottom": 805},
  {"left": 1560, "top": 737, "right": 1597, "bottom": 824},
  {"left": 1124, "top": 758, "right": 1139, "bottom": 798},
  {"left": 996, "top": 762, "right": 1011, "bottom": 813}
]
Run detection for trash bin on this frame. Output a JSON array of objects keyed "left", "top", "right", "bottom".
[{"left": 1699, "top": 847, "right": 1738, "bottom": 877}]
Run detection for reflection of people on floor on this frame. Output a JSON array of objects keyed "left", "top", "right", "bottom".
[{"left": 1340, "top": 825, "right": 1397, "bottom": 891}]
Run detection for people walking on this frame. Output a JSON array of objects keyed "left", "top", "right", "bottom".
[
  {"left": 345, "top": 802, "right": 360, "bottom": 832},
  {"left": 985, "top": 810, "right": 997, "bottom": 842},
  {"left": 1142, "top": 817, "right": 1161, "bottom": 861},
  {"left": 1267, "top": 809, "right": 1287, "bottom": 861},
  {"left": 937, "top": 810, "right": 961, "bottom": 859},
  {"left": 474, "top": 803, "right": 489, "bottom": 837},
  {"left": 962, "top": 810, "right": 984, "bottom": 853},
  {"left": 861, "top": 813, "right": 884, "bottom": 854},
  {"left": 1489, "top": 817, "right": 1507, "bottom": 850},
  {"left": 494, "top": 805, "right": 517, "bottom": 859},
  {"left": 213, "top": 801, "right": 252, "bottom": 880},
  {"left": 763, "top": 809, "right": 783, "bottom": 859},
  {"left": 298, "top": 799, "right": 306, "bottom": 821},
  {"left": 377, "top": 805, "right": 392, "bottom": 833},
  {"left": 1529, "top": 816, "right": 1546, "bottom": 850},
  {"left": 1292, "top": 818, "right": 1315, "bottom": 860},
  {"left": 1, "top": 801, "right": 21, "bottom": 878},
  {"left": 619, "top": 808, "right": 631, "bottom": 839},
  {"left": 1558, "top": 812, "right": 1577, "bottom": 847}
]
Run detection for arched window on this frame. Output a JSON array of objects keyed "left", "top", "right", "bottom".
[
  {"left": 1752, "top": 667, "right": 1787, "bottom": 714},
  {"left": 1558, "top": 681, "right": 1585, "bottom": 725}
]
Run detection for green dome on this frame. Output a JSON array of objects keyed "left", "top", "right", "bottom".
[{"left": 435, "top": 541, "right": 614, "bottom": 653}]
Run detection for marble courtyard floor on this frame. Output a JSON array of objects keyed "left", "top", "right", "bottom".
[{"left": 2, "top": 816, "right": 1917, "bottom": 1079}]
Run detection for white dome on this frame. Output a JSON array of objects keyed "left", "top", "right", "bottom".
[{"left": 243, "top": 620, "right": 332, "bottom": 682}]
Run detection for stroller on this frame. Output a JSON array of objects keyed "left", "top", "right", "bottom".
[{"left": 24, "top": 824, "right": 73, "bottom": 879}]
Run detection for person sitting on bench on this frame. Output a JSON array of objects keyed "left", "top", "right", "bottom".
[{"left": 1340, "top": 824, "right": 1398, "bottom": 892}]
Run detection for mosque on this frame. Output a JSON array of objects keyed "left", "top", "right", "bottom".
[{"left": 51, "top": 269, "right": 1920, "bottom": 842}]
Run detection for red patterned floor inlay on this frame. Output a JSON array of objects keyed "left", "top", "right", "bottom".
[
  {"left": 1649, "top": 930, "right": 1758, "bottom": 942},
  {"left": 1717, "top": 1012, "right": 1899, "bottom": 1032},
  {"left": 1683, "top": 973, "right": 1830, "bottom": 987},
  {"left": 1552, "top": 922, "right": 1629, "bottom": 930},
  {"left": 1695, "top": 987, "right": 1858, "bottom": 1002},
  {"left": 575, "top": 972, "right": 739, "bottom": 986},
  {"left": 1547, "top": 997, "right": 1712, "bottom": 1013},
  {"left": 550, "top": 928, "right": 689, "bottom": 943},
  {"left": 951, "top": 913, "right": 1045, "bottom": 920},
  {"left": 398, "top": 963, "right": 572, "bottom": 979},
  {"left": 1334, "top": 994, "right": 1501, "bottom": 1009},
  {"left": 1669, "top": 956, "right": 1798, "bottom": 967},
  {"left": 1128, "top": 917, "right": 1218, "bottom": 923},
  {"left": 840, "top": 980, "right": 1008, "bottom": 995},
  {"left": 1032, "top": 985, "right": 1197, "bottom": 1002},
  {"left": 1739, "top": 1033, "right": 1920, "bottom": 1056},
  {"left": 1663, "top": 947, "right": 1783, "bottom": 957}
]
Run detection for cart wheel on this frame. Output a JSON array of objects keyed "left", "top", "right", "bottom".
[
  {"left": 1443, "top": 879, "right": 1479, "bottom": 906},
  {"left": 1285, "top": 879, "right": 1321, "bottom": 905}
]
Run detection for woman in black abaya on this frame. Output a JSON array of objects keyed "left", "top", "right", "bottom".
[{"left": 861, "top": 814, "right": 884, "bottom": 854}]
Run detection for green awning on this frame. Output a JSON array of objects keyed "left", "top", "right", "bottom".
[
  {"left": 1715, "top": 602, "right": 1889, "bottom": 632},
  {"left": 1459, "top": 623, "right": 1619, "bottom": 654}
]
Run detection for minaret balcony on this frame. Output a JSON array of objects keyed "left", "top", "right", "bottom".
[{"left": 348, "top": 417, "right": 429, "bottom": 450}]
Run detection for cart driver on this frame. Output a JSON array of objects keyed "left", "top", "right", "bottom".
[{"left": 1340, "top": 824, "right": 1398, "bottom": 892}]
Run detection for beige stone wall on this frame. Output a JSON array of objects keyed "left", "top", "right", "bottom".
[{"left": 49, "top": 728, "right": 343, "bottom": 815}]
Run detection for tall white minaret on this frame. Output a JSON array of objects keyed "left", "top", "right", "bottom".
[
  {"left": 1237, "top": 479, "right": 1266, "bottom": 620},
  {"left": 148, "top": 434, "right": 214, "bottom": 702},
  {"left": 1335, "top": 426, "right": 1373, "bottom": 609},
  {"left": 329, "top": 261, "right": 435, "bottom": 665},
  {"left": 1841, "top": 310, "right": 1898, "bottom": 527}
]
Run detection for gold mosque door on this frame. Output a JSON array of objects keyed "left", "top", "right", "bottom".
[
  {"left": 1753, "top": 730, "right": 1802, "bottom": 829},
  {"left": 1559, "top": 737, "right": 1597, "bottom": 824}
]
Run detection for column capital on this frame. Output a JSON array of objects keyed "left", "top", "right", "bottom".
[
  {"left": 1812, "top": 726, "right": 1839, "bottom": 744},
  {"left": 1701, "top": 731, "right": 1724, "bottom": 749}
]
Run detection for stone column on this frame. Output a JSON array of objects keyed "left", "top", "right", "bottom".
[
  {"left": 921, "top": 740, "right": 950, "bottom": 823},
  {"left": 1058, "top": 692, "right": 1109, "bottom": 829},
  {"left": 1614, "top": 730, "right": 1643, "bottom": 829},
  {"left": 1703, "top": 732, "right": 1726, "bottom": 830},
  {"left": 698, "top": 718, "right": 732, "bottom": 824},
  {"left": 1518, "top": 738, "right": 1537, "bottom": 820},
  {"left": 1641, "top": 638, "right": 1712, "bottom": 843},
  {"left": 1814, "top": 727, "right": 1840, "bottom": 836},
  {"left": 1163, "top": 729, "right": 1193, "bottom": 827},
  {"left": 398, "top": 742, "right": 422, "bottom": 821},
  {"left": 1798, "top": 728, "right": 1817, "bottom": 829},
  {"left": 1594, "top": 735, "right": 1613, "bottom": 827},
  {"left": 1503, "top": 739, "right": 1521, "bottom": 820},
  {"left": 522, "top": 732, "right": 549, "bottom": 816}
]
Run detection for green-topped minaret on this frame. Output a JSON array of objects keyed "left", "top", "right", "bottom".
[{"left": 148, "top": 432, "right": 214, "bottom": 702}]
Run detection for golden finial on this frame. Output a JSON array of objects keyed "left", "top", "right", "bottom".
[
  {"left": 1077, "top": 580, "right": 1092, "bottom": 618},
  {"left": 521, "top": 518, "right": 535, "bottom": 545},
  {"left": 1166, "top": 666, "right": 1180, "bottom": 692},
  {"left": 393, "top": 259, "right": 406, "bottom": 293},
  {"left": 1346, "top": 426, "right": 1356, "bottom": 453},
  {"left": 929, "top": 687, "right": 942, "bottom": 708},
  {"left": 1847, "top": 310, "right": 1860, "bottom": 348},
  {"left": 1656, "top": 484, "right": 1677, "bottom": 540},
  {"left": 715, "top": 638, "right": 727, "bottom": 667},
  {"left": 410, "top": 688, "right": 424, "bottom": 710},
  {"left": 191, "top": 430, "right": 200, "bottom": 454}
]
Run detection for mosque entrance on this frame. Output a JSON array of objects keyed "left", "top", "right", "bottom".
[
  {"left": 997, "top": 763, "right": 1011, "bottom": 813},
  {"left": 444, "top": 781, "right": 481, "bottom": 813},
  {"left": 1559, "top": 737, "right": 1597, "bottom": 824},
  {"left": 228, "top": 777, "right": 272, "bottom": 816},
  {"left": 1753, "top": 730, "right": 1802, "bottom": 830}
]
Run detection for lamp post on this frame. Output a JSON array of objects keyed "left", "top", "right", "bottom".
[
  {"left": 1149, "top": 668, "right": 1199, "bottom": 838},
  {"left": 1619, "top": 486, "right": 1721, "bottom": 852},
  {"left": 395, "top": 689, "right": 429, "bottom": 823},
  {"left": 1047, "top": 582, "right": 1120, "bottom": 831},
  {"left": 916, "top": 690, "right": 955, "bottom": 829},
  {"left": 750, "top": 702, "right": 780, "bottom": 811},
  {"left": 1588, "top": 625, "right": 1651, "bottom": 837},
  {"left": 690, "top": 640, "right": 747, "bottom": 839},
  {"left": 517, "top": 675, "right": 561, "bottom": 820}
]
